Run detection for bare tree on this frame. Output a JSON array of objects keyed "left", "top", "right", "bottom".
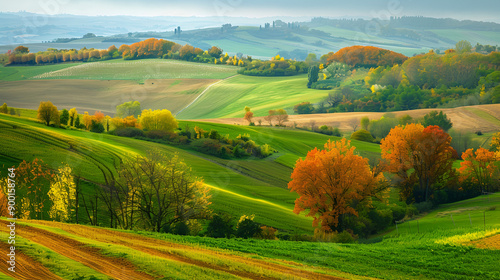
[
  {"left": 348, "top": 118, "right": 359, "bottom": 132},
  {"left": 309, "top": 120, "right": 316, "bottom": 131}
]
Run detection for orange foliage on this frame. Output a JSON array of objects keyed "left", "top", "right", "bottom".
[
  {"left": 327, "top": 46, "right": 407, "bottom": 67},
  {"left": 111, "top": 116, "right": 138, "bottom": 129},
  {"left": 93, "top": 111, "right": 105, "bottom": 123},
  {"left": 381, "top": 125, "right": 456, "bottom": 202},
  {"left": 244, "top": 111, "right": 254, "bottom": 124},
  {"left": 458, "top": 148, "right": 498, "bottom": 192},
  {"left": 288, "top": 139, "right": 381, "bottom": 231}
]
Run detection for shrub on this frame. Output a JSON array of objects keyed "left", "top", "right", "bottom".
[
  {"left": 112, "top": 127, "right": 145, "bottom": 138},
  {"left": 350, "top": 129, "right": 374, "bottom": 142},
  {"left": 236, "top": 218, "right": 262, "bottom": 239},
  {"left": 368, "top": 209, "right": 393, "bottom": 233},
  {"left": 390, "top": 205, "right": 406, "bottom": 222},
  {"left": 414, "top": 201, "right": 434, "bottom": 213},
  {"left": 172, "top": 221, "right": 190, "bottom": 236},
  {"left": 336, "top": 230, "right": 358, "bottom": 243},
  {"left": 90, "top": 120, "right": 104, "bottom": 133},
  {"left": 206, "top": 214, "right": 235, "bottom": 238},
  {"left": 259, "top": 226, "right": 278, "bottom": 240},
  {"left": 145, "top": 130, "right": 174, "bottom": 140}
]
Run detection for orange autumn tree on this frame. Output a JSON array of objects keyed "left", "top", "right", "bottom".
[
  {"left": 288, "top": 139, "right": 382, "bottom": 232},
  {"left": 458, "top": 148, "right": 498, "bottom": 192},
  {"left": 382, "top": 124, "right": 456, "bottom": 202}
]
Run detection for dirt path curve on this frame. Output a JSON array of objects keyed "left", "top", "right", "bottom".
[
  {"left": 0, "top": 220, "right": 154, "bottom": 280},
  {"left": 30, "top": 220, "right": 346, "bottom": 280},
  {"left": 0, "top": 241, "right": 63, "bottom": 280}
]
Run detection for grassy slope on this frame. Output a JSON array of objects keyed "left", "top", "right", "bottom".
[
  {"left": 0, "top": 63, "right": 83, "bottom": 81},
  {"left": 176, "top": 74, "right": 328, "bottom": 119},
  {"left": 0, "top": 114, "right": 376, "bottom": 234},
  {"left": 8, "top": 59, "right": 237, "bottom": 81}
]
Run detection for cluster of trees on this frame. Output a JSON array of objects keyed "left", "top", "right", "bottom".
[
  {"left": 6, "top": 45, "right": 121, "bottom": 65},
  {"left": 4, "top": 38, "right": 225, "bottom": 66},
  {"left": 289, "top": 126, "right": 500, "bottom": 237},
  {"left": 244, "top": 107, "right": 289, "bottom": 127},
  {"left": 0, "top": 152, "right": 212, "bottom": 233},
  {"left": 0, "top": 103, "right": 20, "bottom": 116},
  {"left": 351, "top": 111, "right": 453, "bottom": 143},
  {"left": 237, "top": 55, "right": 308, "bottom": 76},
  {"left": 301, "top": 43, "right": 499, "bottom": 113},
  {"left": 35, "top": 100, "right": 274, "bottom": 160},
  {"left": 325, "top": 46, "right": 408, "bottom": 68}
]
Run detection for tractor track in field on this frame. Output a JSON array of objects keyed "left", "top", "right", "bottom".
[
  {"left": 0, "top": 241, "right": 63, "bottom": 280},
  {"left": 29, "top": 220, "right": 346, "bottom": 280},
  {"left": 0, "top": 220, "right": 154, "bottom": 280}
]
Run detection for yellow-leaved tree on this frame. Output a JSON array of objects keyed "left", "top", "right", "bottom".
[
  {"left": 138, "top": 109, "right": 178, "bottom": 131},
  {"left": 37, "top": 101, "right": 60, "bottom": 126},
  {"left": 48, "top": 165, "right": 76, "bottom": 222}
]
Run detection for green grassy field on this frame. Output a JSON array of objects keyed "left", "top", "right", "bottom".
[
  {"left": 176, "top": 74, "right": 330, "bottom": 119},
  {"left": 0, "top": 63, "right": 83, "bottom": 81},
  {"left": 26, "top": 59, "right": 237, "bottom": 80},
  {"left": 430, "top": 29, "right": 500, "bottom": 46}
]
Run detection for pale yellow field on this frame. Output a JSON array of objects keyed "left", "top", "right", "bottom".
[{"left": 195, "top": 104, "right": 500, "bottom": 133}]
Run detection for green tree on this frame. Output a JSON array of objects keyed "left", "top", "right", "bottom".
[
  {"left": 206, "top": 214, "right": 235, "bottom": 238},
  {"left": 75, "top": 115, "right": 81, "bottom": 128},
  {"left": 0, "top": 103, "right": 7, "bottom": 114},
  {"left": 37, "top": 101, "right": 60, "bottom": 126},
  {"left": 422, "top": 111, "right": 452, "bottom": 132},
  {"left": 456, "top": 40, "right": 472, "bottom": 54},
  {"left": 60, "top": 109, "right": 69, "bottom": 125},
  {"left": 307, "top": 65, "right": 319, "bottom": 88},
  {"left": 116, "top": 101, "right": 141, "bottom": 118},
  {"left": 360, "top": 117, "right": 370, "bottom": 130},
  {"left": 305, "top": 53, "right": 318, "bottom": 66},
  {"left": 294, "top": 102, "right": 314, "bottom": 114}
]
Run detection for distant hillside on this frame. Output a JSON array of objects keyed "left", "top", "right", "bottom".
[{"left": 1, "top": 14, "right": 500, "bottom": 58}]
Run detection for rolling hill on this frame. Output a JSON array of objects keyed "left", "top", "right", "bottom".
[{"left": 0, "top": 193, "right": 497, "bottom": 279}]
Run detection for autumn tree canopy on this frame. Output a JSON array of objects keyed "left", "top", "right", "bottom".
[
  {"left": 381, "top": 124, "right": 456, "bottom": 202},
  {"left": 288, "top": 139, "right": 381, "bottom": 232},
  {"left": 326, "top": 46, "right": 408, "bottom": 68},
  {"left": 458, "top": 148, "right": 498, "bottom": 192}
]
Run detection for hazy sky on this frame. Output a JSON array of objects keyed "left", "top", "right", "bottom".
[{"left": 3, "top": 0, "right": 500, "bottom": 22}]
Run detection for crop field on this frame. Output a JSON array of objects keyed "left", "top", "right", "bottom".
[
  {"left": 430, "top": 29, "right": 500, "bottom": 46},
  {"left": 0, "top": 63, "right": 83, "bottom": 81},
  {"left": 0, "top": 78, "right": 216, "bottom": 115},
  {"left": 197, "top": 104, "right": 500, "bottom": 133},
  {"left": 0, "top": 193, "right": 497, "bottom": 280},
  {"left": 177, "top": 74, "right": 330, "bottom": 119},
  {"left": 30, "top": 59, "right": 237, "bottom": 80}
]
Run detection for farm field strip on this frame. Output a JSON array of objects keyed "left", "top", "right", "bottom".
[
  {"left": 0, "top": 220, "right": 155, "bottom": 280},
  {"left": 195, "top": 104, "right": 500, "bottom": 133},
  {"left": 0, "top": 240, "right": 63, "bottom": 280},
  {"left": 30, "top": 59, "right": 238, "bottom": 80},
  {"left": 21, "top": 220, "right": 349, "bottom": 280}
]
